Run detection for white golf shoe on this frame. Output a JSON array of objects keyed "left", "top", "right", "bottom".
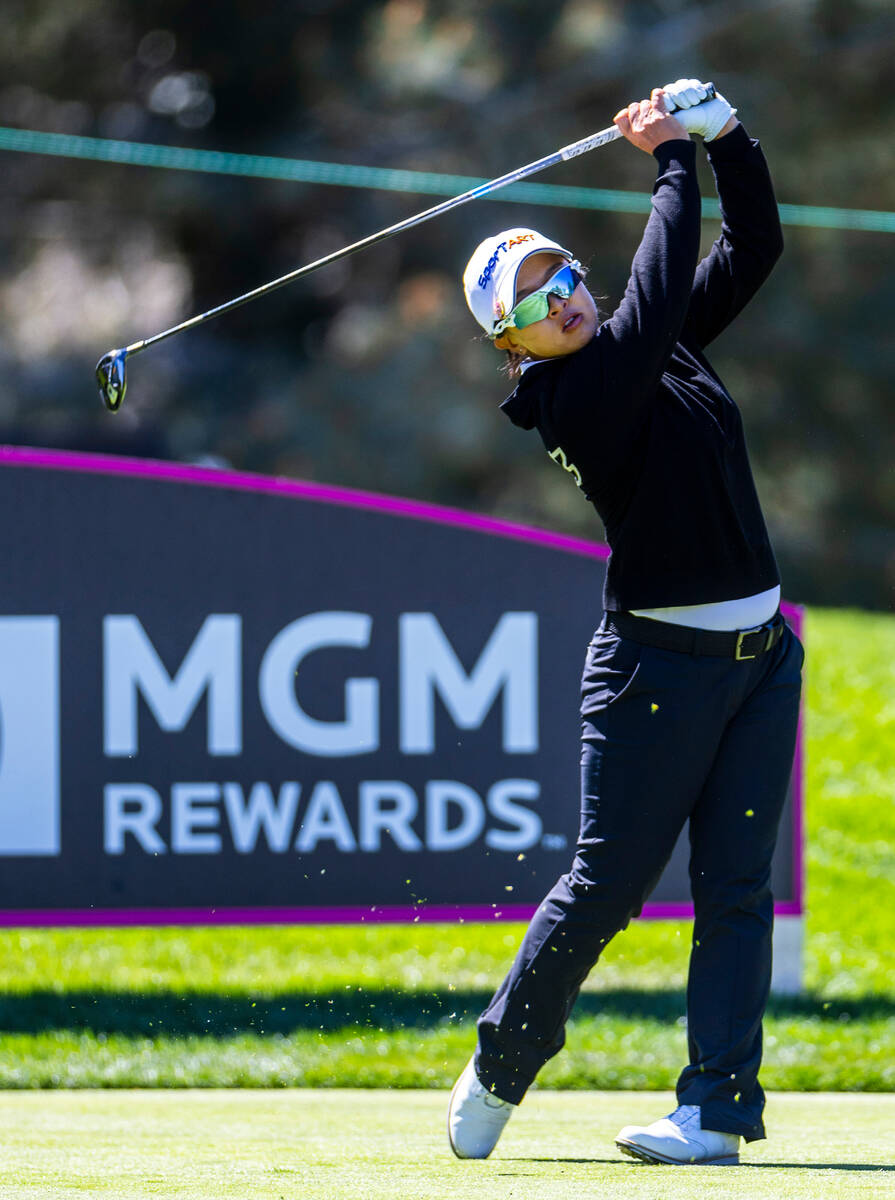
[
  {"left": 615, "top": 1103, "right": 740, "bottom": 1165},
  {"left": 447, "top": 1057, "right": 516, "bottom": 1159}
]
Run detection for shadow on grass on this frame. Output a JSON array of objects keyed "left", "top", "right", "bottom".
[
  {"left": 500, "top": 1157, "right": 895, "bottom": 1172},
  {"left": 747, "top": 1163, "right": 895, "bottom": 1172},
  {"left": 0, "top": 988, "right": 893, "bottom": 1038},
  {"left": 512, "top": 1158, "right": 895, "bottom": 1171}
]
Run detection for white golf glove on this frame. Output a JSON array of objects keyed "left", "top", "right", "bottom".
[{"left": 661, "top": 77, "right": 736, "bottom": 141}]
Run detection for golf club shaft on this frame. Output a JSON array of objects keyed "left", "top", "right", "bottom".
[
  {"left": 124, "top": 126, "right": 638, "bottom": 356},
  {"left": 121, "top": 84, "right": 715, "bottom": 359}
]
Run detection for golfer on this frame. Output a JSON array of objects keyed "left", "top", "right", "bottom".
[{"left": 448, "top": 80, "right": 804, "bottom": 1166}]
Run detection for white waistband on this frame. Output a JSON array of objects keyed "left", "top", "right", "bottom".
[{"left": 630, "top": 585, "right": 781, "bottom": 632}]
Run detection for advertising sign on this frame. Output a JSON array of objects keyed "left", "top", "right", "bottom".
[{"left": 0, "top": 448, "right": 802, "bottom": 924}]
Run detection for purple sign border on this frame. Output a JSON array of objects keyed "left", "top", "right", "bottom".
[{"left": 0, "top": 445, "right": 805, "bottom": 927}]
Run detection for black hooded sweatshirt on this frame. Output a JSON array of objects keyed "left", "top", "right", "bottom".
[{"left": 500, "top": 125, "right": 784, "bottom": 612}]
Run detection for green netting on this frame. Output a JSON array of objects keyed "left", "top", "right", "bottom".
[{"left": 1, "top": 125, "right": 893, "bottom": 233}]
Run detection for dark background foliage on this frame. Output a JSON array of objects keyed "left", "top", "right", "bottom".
[{"left": 1, "top": 0, "right": 892, "bottom": 608}]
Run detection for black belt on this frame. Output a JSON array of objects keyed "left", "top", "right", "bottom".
[{"left": 605, "top": 610, "right": 786, "bottom": 661}]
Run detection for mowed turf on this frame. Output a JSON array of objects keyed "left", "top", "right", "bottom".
[
  {"left": 0, "top": 607, "right": 891, "bottom": 1092},
  {"left": 1, "top": 1089, "right": 893, "bottom": 1200}
]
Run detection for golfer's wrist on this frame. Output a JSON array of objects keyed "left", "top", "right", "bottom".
[{"left": 707, "top": 115, "right": 740, "bottom": 142}]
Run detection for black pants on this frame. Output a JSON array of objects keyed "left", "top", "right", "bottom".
[{"left": 475, "top": 614, "right": 804, "bottom": 1142}]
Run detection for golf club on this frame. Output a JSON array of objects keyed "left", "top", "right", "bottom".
[{"left": 96, "top": 84, "right": 714, "bottom": 411}]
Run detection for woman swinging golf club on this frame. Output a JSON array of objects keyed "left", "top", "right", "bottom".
[{"left": 449, "top": 79, "right": 804, "bottom": 1167}]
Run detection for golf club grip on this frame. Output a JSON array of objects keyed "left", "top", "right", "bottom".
[
  {"left": 558, "top": 83, "right": 715, "bottom": 161},
  {"left": 668, "top": 81, "right": 716, "bottom": 111}
]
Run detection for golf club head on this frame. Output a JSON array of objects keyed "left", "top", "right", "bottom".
[{"left": 95, "top": 348, "right": 127, "bottom": 412}]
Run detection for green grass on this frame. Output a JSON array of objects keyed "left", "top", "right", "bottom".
[
  {"left": 0, "top": 606, "right": 892, "bottom": 1091},
  {"left": 1, "top": 1089, "right": 893, "bottom": 1199}
]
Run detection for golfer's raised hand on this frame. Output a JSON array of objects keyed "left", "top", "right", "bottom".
[
  {"left": 661, "top": 78, "right": 738, "bottom": 142},
  {"left": 613, "top": 89, "right": 690, "bottom": 153}
]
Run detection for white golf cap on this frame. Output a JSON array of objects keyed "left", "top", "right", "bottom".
[{"left": 462, "top": 227, "right": 574, "bottom": 337}]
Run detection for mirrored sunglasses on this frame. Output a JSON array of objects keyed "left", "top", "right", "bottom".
[{"left": 493, "top": 261, "right": 582, "bottom": 336}]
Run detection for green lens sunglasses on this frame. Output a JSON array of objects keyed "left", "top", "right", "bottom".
[{"left": 492, "top": 261, "right": 583, "bottom": 337}]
